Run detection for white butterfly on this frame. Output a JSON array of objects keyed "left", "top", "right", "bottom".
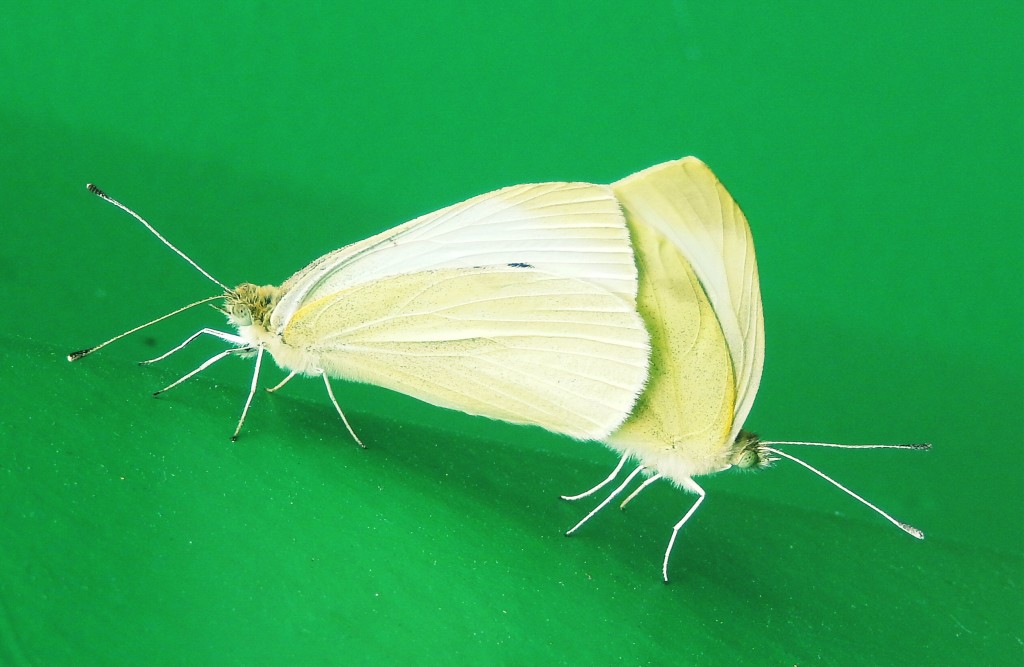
[
  {"left": 72, "top": 159, "right": 927, "bottom": 581},
  {"left": 71, "top": 181, "right": 650, "bottom": 445},
  {"left": 560, "top": 158, "right": 928, "bottom": 580}
]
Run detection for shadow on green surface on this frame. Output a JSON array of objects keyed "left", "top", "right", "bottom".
[{"left": 2, "top": 335, "right": 1020, "bottom": 664}]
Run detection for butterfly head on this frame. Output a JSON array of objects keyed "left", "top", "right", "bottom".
[
  {"left": 729, "top": 430, "right": 776, "bottom": 470},
  {"left": 223, "top": 283, "right": 280, "bottom": 329}
]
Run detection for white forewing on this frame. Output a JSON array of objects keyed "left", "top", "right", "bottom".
[
  {"left": 270, "top": 182, "right": 637, "bottom": 332},
  {"left": 613, "top": 158, "right": 764, "bottom": 444},
  {"left": 281, "top": 266, "right": 650, "bottom": 439}
]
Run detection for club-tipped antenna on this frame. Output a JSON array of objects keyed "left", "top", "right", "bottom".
[
  {"left": 761, "top": 440, "right": 931, "bottom": 451},
  {"left": 760, "top": 445, "right": 926, "bottom": 539},
  {"left": 86, "top": 184, "right": 230, "bottom": 292},
  {"left": 67, "top": 295, "right": 224, "bottom": 361}
]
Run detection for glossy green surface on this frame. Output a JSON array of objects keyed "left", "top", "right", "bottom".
[{"left": 2, "top": 2, "right": 1021, "bottom": 664}]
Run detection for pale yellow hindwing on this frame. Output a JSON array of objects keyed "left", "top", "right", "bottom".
[
  {"left": 282, "top": 266, "right": 650, "bottom": 440},
  {"left": 612, "top": 158, "right": 764, "bottom": 451},
  {"left": 607, "top": 217, "right": 737, "bottom": 476}
]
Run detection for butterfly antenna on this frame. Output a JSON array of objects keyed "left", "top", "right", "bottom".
[
  {"left": 760, "top": 445, "right": 926, "bottom": 539},
  {"left": 67, "top": 295, "right": 224, "bottom": 361},
  {"left": 86, "top": 184, "right": 231, "bottom": 291},
  {"left": 761, "top": 440, "right": 931, "bottom": 451}
]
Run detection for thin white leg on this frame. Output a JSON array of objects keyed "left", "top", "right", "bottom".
[
  {"left": 565, "top": 465, "right": 646, "bottom": 536},
  {"left": 619, "top": 473, "right": 663, "bottom": 509},
  {"left": 141, "top": 328, "right": 247, "bottom": 365},
  {"left": 663, "top": 480, "right": 706, "bottom": 583},
  {"left": 321, "top": 373, "right": 364, "bottom": 448},
  {"left": 231, "top": 347, "right": 264, "bottom": 441},
  {"left": 153, "top": 348, "right": 238, "bottom": 396},
  {"left": 266, "top": 371, "right": 298, "bottom": 393},
  {"left": 561, "top": 454, "right": 629, "bottom": 501}
]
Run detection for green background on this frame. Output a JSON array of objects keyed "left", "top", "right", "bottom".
[{"left": 2, "top": 2, "right": 1021, "bottom": 665}]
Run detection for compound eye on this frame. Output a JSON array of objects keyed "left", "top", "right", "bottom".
[
  {"left": 734, "top": 447, "right": 761, "bottom": 469},
  {"left": 229, "top": 304, "right": 253, "bottom": 326}
]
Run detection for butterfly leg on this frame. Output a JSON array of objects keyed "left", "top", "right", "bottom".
[
  {"left": 561, "top": 454, "right": 629, "bottom": 501},
  {"left": 662, "top": 478, "right": 706, "bottom": 583},
  {"left": 565, "top": 464, "right": 646, "bottom": 536},
  {"left": 320, "top": 373, "right": 365, "bottom": 448},
  {"left": 619, "top": 474, "right": 663, "bottom": 509},
  {"left": 231, "top": 347, "right": 264, "bottom": 441},
  {"left": 152, "top": 347, "right": 247, "bottom": 396},
  {"left": 266, "top": 371, "right": 298, "bottom": 393},
  {"left": 140, "top": 328, "right": 247, "bottom": 365}
]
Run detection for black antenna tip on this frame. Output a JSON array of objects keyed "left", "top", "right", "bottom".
[
  {"left": 67, "top": 348, "right": 93, "bottom": 362},
  {"left": 86, "top": 183, "right": 105, "bottom": 197},
  {"left": 908, "top": 443, "right": 932, "bottom": 450}
]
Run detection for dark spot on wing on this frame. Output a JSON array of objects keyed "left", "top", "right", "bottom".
[{"left": 507, "top": 262, "right": 533, "bottom": 268}]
